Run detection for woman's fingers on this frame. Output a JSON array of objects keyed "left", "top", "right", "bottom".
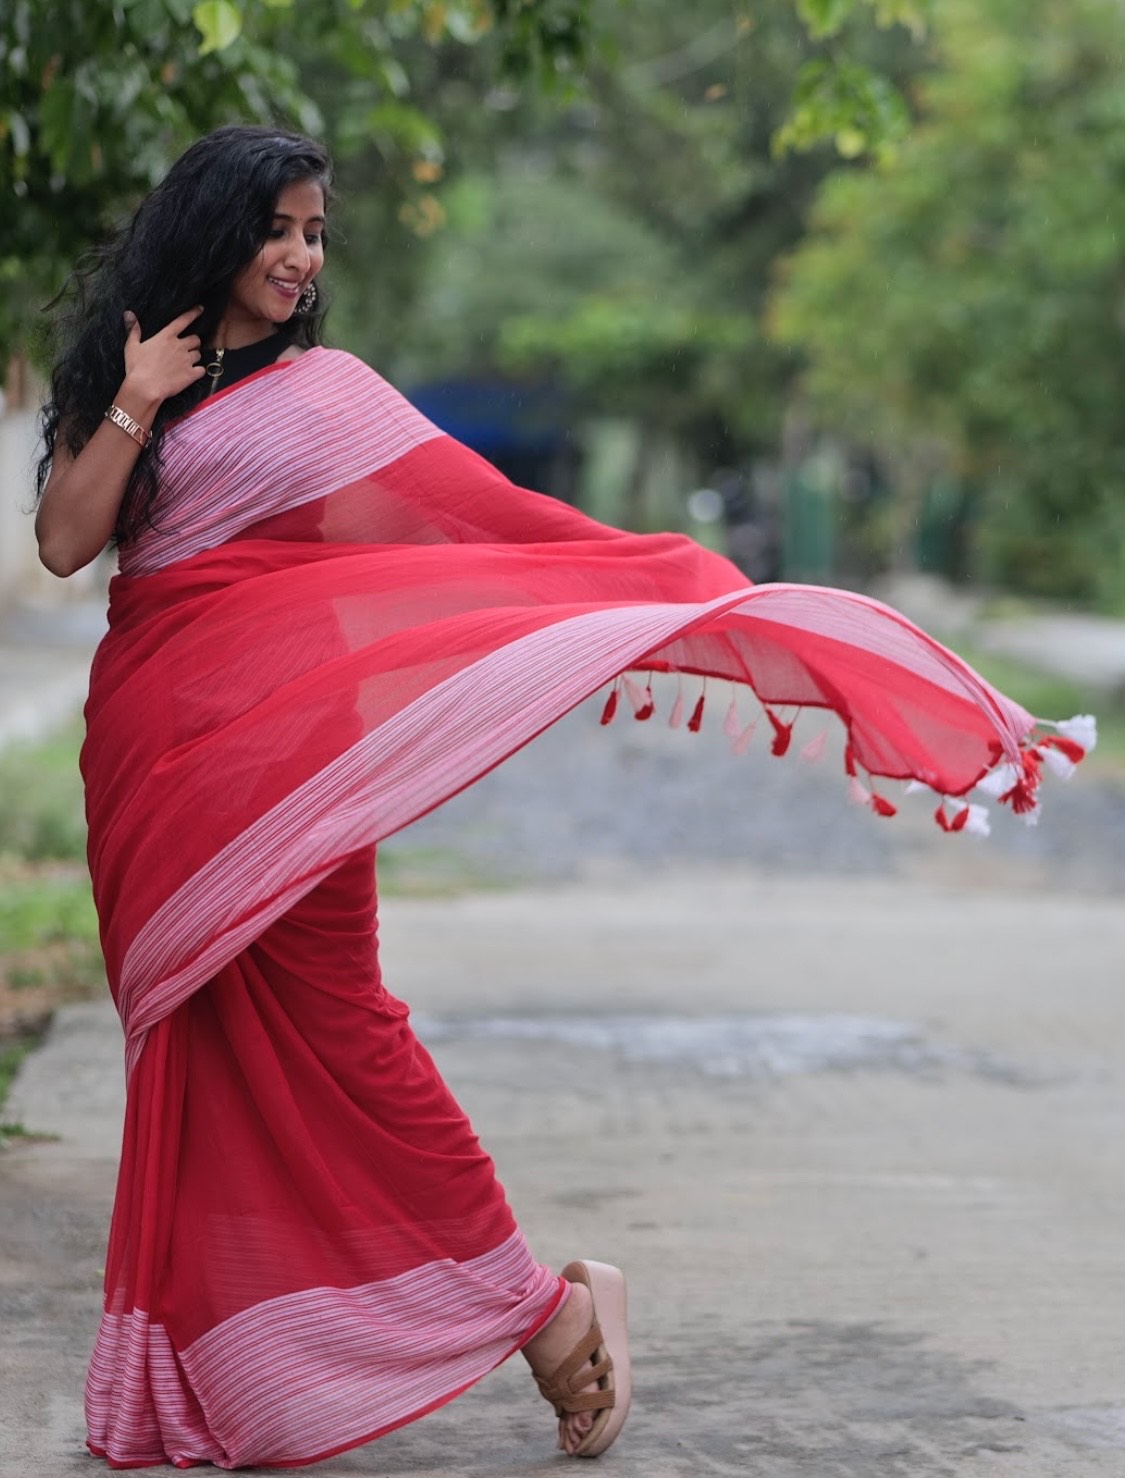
[
  {"left": 122, "top": 305, "right": 209, "bottom": 402},
  {"left": 169, "top": 305, "right": 205, "bottom": 336}
]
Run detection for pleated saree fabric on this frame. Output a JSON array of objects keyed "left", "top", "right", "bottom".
[{"left": 83, "top": 349, "right": 1078, "bottom": 1468}]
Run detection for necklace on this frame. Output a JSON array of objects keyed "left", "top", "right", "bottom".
[
  {"left": 204, "top": 347, "right": 226, "bottom": 394},
  {"left": 201, "top": 332, "right": 289, "bottom": 396}
]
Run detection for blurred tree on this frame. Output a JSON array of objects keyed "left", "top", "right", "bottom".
[
  {"left": 0, "top": 0, "right": 592, "bottom": 366},
  {"left": 771, "top": 0, "right": 1125, "bottom": 607},
  {"left": 2, "top": 0, "right": 938, "bottom": 371},
  {"left": 391, "top": 0, "right": 927, "bottom": 515}
]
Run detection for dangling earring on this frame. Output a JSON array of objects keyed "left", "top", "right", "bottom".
[{"left": 296, "top": 279, "right": 319, "bottom": 315}]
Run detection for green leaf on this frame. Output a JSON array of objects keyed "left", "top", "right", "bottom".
[
  {"left": 795, "top": 0, "right": 855, "bottom": 40},
  {"left": 774, "top": 58, "right": 910, "bottom": 162},
  {"left": 38, "top": 79, "right": 75, "bottom": 174},
  {"left": 872, "top": 0, "right": 932, "bottom": 38},
  {"left": 192, "top": 0, "right": 242, "bottom": 55}
]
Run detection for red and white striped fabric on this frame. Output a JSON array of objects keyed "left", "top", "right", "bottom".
[{"left": 83, "top": 349, "right": 1087, "bottom": 1468}]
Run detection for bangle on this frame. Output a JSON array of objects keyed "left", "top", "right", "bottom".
[{"left": 104, "top": 403, "right": 151, "bottom": 449}]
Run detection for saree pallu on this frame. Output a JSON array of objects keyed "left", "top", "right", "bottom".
[{"left": 83, "top": 349, "right": 1082, "bottom": 1468}]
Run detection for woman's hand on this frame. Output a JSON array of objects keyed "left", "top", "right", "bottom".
[{"left": 122, "top": 306, "right": 207, "bottom": 406}]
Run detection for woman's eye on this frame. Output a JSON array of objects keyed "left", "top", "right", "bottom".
[{"left": 305, "top": 234, "right": 323, "bottom": 247}]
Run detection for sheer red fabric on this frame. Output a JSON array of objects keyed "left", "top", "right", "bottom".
[{"left": 82, "top": 349, "right": 1078, "bottom": 1467}]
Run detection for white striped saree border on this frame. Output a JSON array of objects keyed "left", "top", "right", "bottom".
[{"left": 87, "top": 1230, "right": 563, "bottom": 1470}]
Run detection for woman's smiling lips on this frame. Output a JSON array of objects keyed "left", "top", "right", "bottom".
[{"left": 267, "top": 276, "right": 301, "bottom": 299}]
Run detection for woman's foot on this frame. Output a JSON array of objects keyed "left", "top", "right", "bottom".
[{"left": 522, "top": 1261, "right": 631, "bottom": 1457}]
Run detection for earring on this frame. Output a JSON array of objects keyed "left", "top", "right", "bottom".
[{"left": 296, "top": 280, "right": 319, "bottom": 315}]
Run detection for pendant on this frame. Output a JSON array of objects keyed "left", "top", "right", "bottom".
[{"left": 204, "top": 347, "right": 225, "bottom": 393}]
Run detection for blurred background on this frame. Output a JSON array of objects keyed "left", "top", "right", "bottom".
[
  {"left": 4, "top": 0, "right": 1125, "bottom": 606},
  {"left": 8, "top": 15, "right": 1125, "bottom": 1470}
]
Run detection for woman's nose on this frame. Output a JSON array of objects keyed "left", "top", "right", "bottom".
[{"left": 284, "top": 237, "right": 311, "bottom": 273}]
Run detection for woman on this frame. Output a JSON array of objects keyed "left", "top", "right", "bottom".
[{"left": 36, "top": 126, "right": 1085, "bottom": 1471}]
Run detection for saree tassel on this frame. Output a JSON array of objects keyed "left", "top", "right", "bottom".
[
  {"left": 1056, "top": 713, "right": 1097, "bottom": 754},
  {"left": 935, "top": 801, "right": 968, "bottom": 833},
  {"left": 668, "top": 690, "right": 685, "bottom": 730},
  {"left": 999, "top": 750, "right": 1042, "bottom": 815},
  {"left": 766, "top": 708, "right": 794, "bottom": 757},
  {"left": 599, "top": 686, "right": 620, "bottom": 726},
  {"left": 623, "top": 676, "right": 646, "bottom": 714},
  {"left": 732, "top": 721, "right": 757, "bottom": 757},
  {"left": 848, "top": 775, "right": 871, "bottom": 808},
  {"left": 870, "top": 792, "right": 897, "bottom": 818},
  {"left": 687, "top": 693, "right": 706, "bottom": 733},
  {"left": 1038, "top": 734, "right": 1084, "bottom": 779},
  {"left": 722, "top": 696, "right": 741, "bottom": 741},
  {"left": 634, "top": 679, "right": 656, "bottom": 721},
  {"left": 800, "top": 730, "right": 828, "bottom": 764}
]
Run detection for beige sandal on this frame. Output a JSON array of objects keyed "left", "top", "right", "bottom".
[{"left": 534, "top": 1260, "right": 632, "bottom": 1459}]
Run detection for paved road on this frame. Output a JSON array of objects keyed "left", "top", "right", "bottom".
[{"left": 4, "top": 870, "right": 1125, "bottom": 1476}]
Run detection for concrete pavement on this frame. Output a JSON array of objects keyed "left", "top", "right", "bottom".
[{"left": 4, "top": 871, "right": 1125, "bottom": 1475}]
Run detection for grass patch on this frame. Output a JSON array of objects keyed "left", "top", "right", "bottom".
[
  {"left": 377, "top": 844, "right": 514, "bottom": 897},
  {"left": 0, "top": 725, "right": 104, "bottom": 1067},
  {"left": 0, "top": 721, "right": 88, "bottom": 861},
  {"left": 0, "top": 1037, "right": 34, "bottom": 1109},
  {"left": 0, "top": 862, "right": 103, "bottom": 998}
]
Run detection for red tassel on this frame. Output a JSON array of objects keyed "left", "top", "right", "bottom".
[
  {"left": 1000, "top": 750, "right": 1042, "bottom": 814},
  {"left": 635, "top": 686, "right": 655, "bottom": 721},
  {"left": 844, "top": 742, "right": 858, "bottom": 777},
  {"left": 687, "top": 694, "right": 706, "bottom": 733},
  {"left": 600, "top": 688, "right": 619, "bottom": 726},
  {"left": 766, "top": 709, "right": 793, "bottom": 757},
  {"left": 934, "top": 801, "right": 969, "bottom": 832},
  {"left": 1041, "top": 734, "right": 1085, "bottom": 764},
  {"left": 871, "top": 793, "right": 897, "bottom": 818}
]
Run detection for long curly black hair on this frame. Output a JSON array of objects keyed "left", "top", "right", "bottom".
[{"left": 36, "top": 125, "right": 334, "bottom": 544}]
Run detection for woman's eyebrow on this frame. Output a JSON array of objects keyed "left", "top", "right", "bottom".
[{"left": 272, "top": 212, "right": 327, "bottom": 224}]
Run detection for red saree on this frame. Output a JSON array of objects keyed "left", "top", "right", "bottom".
[{"left": 82, "top": 349, "right": 1087, "bottom": 1468}]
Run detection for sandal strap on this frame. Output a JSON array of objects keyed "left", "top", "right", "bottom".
[{"left": 534, "top": 1321, "right": 616, "bottom": 1417}]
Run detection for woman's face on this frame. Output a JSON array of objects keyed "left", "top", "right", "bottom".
[{"left": 225, "top": 177, "right": 326, "bottom": 337}]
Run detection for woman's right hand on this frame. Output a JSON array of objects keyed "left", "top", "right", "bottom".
[{"left": 121, "top": 306, "right": 207, "bottom": 405}]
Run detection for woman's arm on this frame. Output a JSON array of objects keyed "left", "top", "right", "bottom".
[{"left": 36, "top": 308, "right": 206, "bottom": 577}]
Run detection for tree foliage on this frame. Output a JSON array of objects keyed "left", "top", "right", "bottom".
[
  {"left": 1, "top": 0, "right": 937, "bottom": 367},
  {"left": 0, "top": 0, "right": 593, "bottom": 363},
  {"left": 771, "top": 0, "right": 1125, "bottom": 606}
]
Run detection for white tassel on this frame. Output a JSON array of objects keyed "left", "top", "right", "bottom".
[
  {"left": 964, "top": 803, "right": 991, "bottom": 838},
  {"left": 1041, "top": 746, "right": 1077, "bottom": 781},
  {"left": 1057, "top": 713, "right": 1098, "bottom": 754},
  {"left": 732, "top": 721, "right": 757, "bottom": 756},
  {"left": 799, "top": 731, "right": 827, "bottom": 764},
  {"left": 848, "top": 775, "right": 871, "bottom": 808},
  {"left": 723, "top": 696, "right": 741, "bottom": 740},
  {"left": 976, "top": 761, "right": 1020, "bottom": 798},
  {"left": 669, "top": 692, "right": 684, "bottom": 729},
  {"left": 623, "top": 676, "right": 646, "bottom": 713}
]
